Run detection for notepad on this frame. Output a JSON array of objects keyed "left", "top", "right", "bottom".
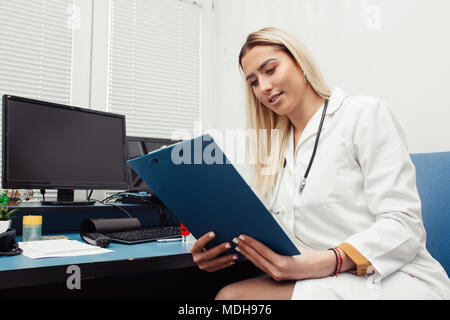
[{"left": 19, "top": 239, "right": 113, "bottom": 259}]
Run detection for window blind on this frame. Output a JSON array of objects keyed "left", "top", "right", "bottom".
[
  {"left": 108, "top": 0, "right": 201, "bottom": 140},
  {"left": 0, "top": 0, "right": 73, "bottom": 105},
  {"left": 0, "top": 0, "right": 74, "bottom": 200}
]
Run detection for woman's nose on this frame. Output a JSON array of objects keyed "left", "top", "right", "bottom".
[{"left": 259, "top": 77, "right": 273, "bottom": 93}]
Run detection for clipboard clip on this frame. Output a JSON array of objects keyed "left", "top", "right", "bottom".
[{"left": 269, "top": 210, "right": 284, "bottom": 216}]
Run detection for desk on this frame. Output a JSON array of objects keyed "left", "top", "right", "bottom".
[
  {"left": 0, "top": 233, "right": 194, "bottom": 290},
  {"left": 0, "top": 233, "right": 261, "bottom": 299},
  {"left": 0, "top": 204, "right": 261, "bottom": 299}
]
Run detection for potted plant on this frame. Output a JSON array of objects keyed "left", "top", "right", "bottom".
[{"left": 0, "top": 192, "right": 18, "bottom": 233}]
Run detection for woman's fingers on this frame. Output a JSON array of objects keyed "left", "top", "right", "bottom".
[
  {"left": 235, "top": 234, "right": 281, "bottom": 265},
  {"left": 233, "top": 235, "right": 290, "bottom": 280},
  {"left": 199, "top": 253, "right": 238, "bottom": 272},
  {"left": 191, "top": 231, "right": 236, "bottom": 272},
  {"left": 233, "top": 237, "right": 272, "bottom": 275},
  {"left": 196, "top": 241, "right": 233, "bottom": 263},
  {"left": 190, "top": 231, "right": 216, "bottom": 254},
  {"left": 207, "top": 260, "right": 236, "bottom": 272}
]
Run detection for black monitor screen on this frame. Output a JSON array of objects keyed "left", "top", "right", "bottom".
[
  {"left": 127, "top": 136, "right": 179, "bottom": 192},
  {"left": 2, "top": 95, "right": 129, "bottom": 190}
]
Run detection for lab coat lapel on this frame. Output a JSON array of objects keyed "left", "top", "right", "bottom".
[
  {"left": 295, "top": 104, "right": 326, "bottom": 149},
  {"left": 295, "top": 87, "right": 347, "bottom": 150}
]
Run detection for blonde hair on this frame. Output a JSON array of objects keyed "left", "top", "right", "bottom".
[{"left": 238, "top": 27, "right": 331, "bottom": 198}]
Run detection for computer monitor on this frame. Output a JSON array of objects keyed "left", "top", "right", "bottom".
[
  {"left": 126, "top": 136, "right": 179, "bottom": 193},
  {"left": 2, "top": 95, "right": 129, "bottom": 205}
]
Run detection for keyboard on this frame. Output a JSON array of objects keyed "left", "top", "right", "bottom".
[{"left": 104, "top": 225, "right": 181, "bottom": 244}]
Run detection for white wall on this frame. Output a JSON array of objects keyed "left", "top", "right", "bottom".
[{"left": 210, "top": 0, "right": 450, "bottom": 153}]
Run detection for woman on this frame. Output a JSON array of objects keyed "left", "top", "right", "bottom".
[{"left": 190, "top": 27, "right": 450, "bottom": 299}]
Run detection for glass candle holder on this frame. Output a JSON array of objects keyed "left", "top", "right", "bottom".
[{"left": 22, "top": 215, "right": 42, "bottom": 241}]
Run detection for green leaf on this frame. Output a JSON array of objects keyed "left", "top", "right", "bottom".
[
  {"left": 0, "top": 193, "right": 7, "bottom": 203},
  {"left": 6, "top": 208, "right": 18, "bottom": 219}
]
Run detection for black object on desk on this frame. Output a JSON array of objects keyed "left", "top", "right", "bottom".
[
  {"left": 81, "top": 232, "right": 111, "bottom": 248},
  {"left": 80, "top": 218, "right": 181, "bottom": 245},
  {"left": 0, "top": 229, "right": 22, "bottom": 256}
]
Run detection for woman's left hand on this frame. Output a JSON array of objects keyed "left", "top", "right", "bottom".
[{"left": 233, "top": 234, "right": 336, "bottom": 281}]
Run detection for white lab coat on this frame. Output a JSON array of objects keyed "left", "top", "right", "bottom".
[{"left": 266, "top": 87, "right": 450, "bottom": 299}]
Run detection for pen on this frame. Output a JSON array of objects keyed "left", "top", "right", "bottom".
[{"left": 157, "top": 237, "right": 182, "bottom": 242}]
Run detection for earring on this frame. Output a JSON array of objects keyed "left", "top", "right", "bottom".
[{"left": 303, "top": 72, "right": 307, "bottom": 84}]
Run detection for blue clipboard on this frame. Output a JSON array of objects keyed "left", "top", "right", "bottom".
[{"left": 127, "top": 134, "right": 300, "bottom": 256}]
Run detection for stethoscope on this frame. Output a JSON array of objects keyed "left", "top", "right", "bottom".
[{"left": 269, "top": 99, "right": 329, "bottom": 215}]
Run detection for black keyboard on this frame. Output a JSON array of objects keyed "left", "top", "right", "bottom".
[{"left": 104, "top": 225, "right": 181, "bottom": 244}]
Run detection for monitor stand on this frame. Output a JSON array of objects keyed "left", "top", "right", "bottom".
[{"left": 41, "top": 189, "right": 95, "bottom": 206}]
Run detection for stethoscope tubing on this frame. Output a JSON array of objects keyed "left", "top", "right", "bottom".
[{"left": 269, "top": 99, "right": 329, "bottom": 214}]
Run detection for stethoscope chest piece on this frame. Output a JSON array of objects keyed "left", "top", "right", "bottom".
[{"left": 299, "top": 177, "right": 307, "bottom": 193}]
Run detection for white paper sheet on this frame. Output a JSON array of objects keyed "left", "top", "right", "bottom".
[{"left": 19, "top": 239, "right": 113, "bottom": 259}]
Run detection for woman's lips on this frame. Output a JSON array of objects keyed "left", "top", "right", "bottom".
[{"left": 269, "top": 92, "right": 283, "bottom": 103}]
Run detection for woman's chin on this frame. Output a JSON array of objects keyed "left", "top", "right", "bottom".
[{"left": 267, "top": 104, "right": 292, "bottom": 116}]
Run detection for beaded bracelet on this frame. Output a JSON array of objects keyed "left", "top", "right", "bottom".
[
  {"left": 328, "top": 248, "right": 338, "bottom": 276},
  {"left": 335, "top": 247, "right": 343, "bottom": 275},
  {"left": 328, "top": 248, "right": 343, "bottom": 276}
]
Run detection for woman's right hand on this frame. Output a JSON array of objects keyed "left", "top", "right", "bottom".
[{"left": 190, "top": 231, "right": 238, "bottom": 272}]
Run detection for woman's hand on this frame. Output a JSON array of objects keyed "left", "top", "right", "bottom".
[
  {"left": 190, "top": 231, "right": 239, "bottom": 272},
  {"left": 233, "top": 234, "right": 337, "bottom": 281}
]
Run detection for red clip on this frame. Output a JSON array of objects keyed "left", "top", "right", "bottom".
[{"left": 180, "top": 223, "right": 190, "bottom": 236}]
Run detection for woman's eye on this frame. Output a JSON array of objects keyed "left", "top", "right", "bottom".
[
  {"left": 266, "top": 67, "right": 275, "bottom": 75},
  {"left": 251, "top": 79, "right": 259, "bottom": 87}
]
